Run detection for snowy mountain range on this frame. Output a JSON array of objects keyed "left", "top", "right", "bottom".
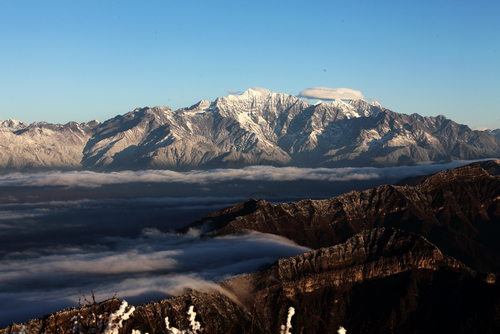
[{"left": 2, "top": 88, "right": 500, "bottom": 172}]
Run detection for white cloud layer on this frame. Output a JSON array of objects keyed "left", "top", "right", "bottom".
[
  {"left": 0, "top": 228, "right": 311, "bottom": 326},
  {"left": 299, "top": 87, "right": 365, "bottom": 100},
  {"left": 249, "top": 86, "right": 274, "bottom": 95},
  {"left": 0, "top": 160, "right": 492, "bottom": 326},
  {"left": 0, "top": 161, "right": 482, "bottom": 189}
]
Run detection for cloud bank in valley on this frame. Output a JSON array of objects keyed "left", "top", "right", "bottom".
[
  {"left": 0, "top": 228, "right": 311, "bottom": 326},
  {"left": 0, "top": 160, "right": 489, "bottom": 326},
  {"left": 298, "top": 87, "right": 366, "bottom": 100},
  {"left": 0, "top": 161, "right": 480, "bottom": 188}
]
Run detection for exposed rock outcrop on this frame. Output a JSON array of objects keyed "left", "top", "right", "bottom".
[
  {"left": 5, "top": 228, "right": 499, "bottom": 334},
  {"left": 184, "top": 161, "right": 500, "bottom": 272}
]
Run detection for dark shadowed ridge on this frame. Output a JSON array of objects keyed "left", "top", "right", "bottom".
[
  {"left": 5, "top": 228, "right": 500, "bottom": 333},
  {"left": 394, "top": 159, "right": 500, "bottom": 186},
  {"left": 3, "top": 161, "right": 500, "bottom": 333},
  {"left": 183, "top": 160, "right": 500, "bottom": 272},
  {"left": 125, "top": 228, "right": 500, "bottom": 334}
]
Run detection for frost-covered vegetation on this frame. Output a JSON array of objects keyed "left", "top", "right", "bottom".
[
  {"left": 103, "top": 301, "right": 135, "bottom": 334},
  {"left": 4, "top": 298, "right": 347, "bottom": 334},
  {"left": 164, "top": 305, "right": 203, "bottom": 334},
  {"left": 280, "top": 307, "right": 295, "bottom": 334}
]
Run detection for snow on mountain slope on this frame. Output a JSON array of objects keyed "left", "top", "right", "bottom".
[
  {"left": 0, "top": 121, "right": 99, "bottom": 171},
  {"left": 0, "top": 119, "right": 29, "bottom": 131},
  {"left": 1, "top": 89, "right": 500, "bottom": 172}
]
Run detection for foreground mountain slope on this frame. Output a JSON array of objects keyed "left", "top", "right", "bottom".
[
  {"left": 2, "top": 89, "right": 500, "bottom": 171},
  {"left": 184, "top": 160, "right": 500, "bottom": 272},
  {"left": 129, "top": 229, "right": 498, "bottom": 334},
  {"left": 4, "top": 162, "right": 500, "bottom": 333},
  {"left": 4, "top": 228, "right": 499, "bottom": 334}
]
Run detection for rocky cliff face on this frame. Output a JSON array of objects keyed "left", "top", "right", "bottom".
[
  {"left": 2, "top": 89, "right": 500, "bottom": 171},
  {"left": 5, "top": 228, "right": 499, "bottom": 334},
  {"left": 185, "top": 161, "right": 500, "bottom": 272},
  {"left": 128, "top": 229, "right": 497, "bottom": 334}
]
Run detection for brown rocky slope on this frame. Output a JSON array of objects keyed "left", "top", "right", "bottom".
[
  {"left": 183, "top": 160, "right": 500, "bottom": 272},
  {"left": 4, "top": 228, "right": 499, "bottom": 334},
  {"left": 4, "top": 161, "right": 500, "bottom": 333}
]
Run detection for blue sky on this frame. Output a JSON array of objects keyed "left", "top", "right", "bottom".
[{"left": 1, "top": 0, "right": 499, "bottom": 129}]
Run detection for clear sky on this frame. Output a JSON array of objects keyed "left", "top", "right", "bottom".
[{"left": 1, "top": 0, "right": 499, "bottom": 129}]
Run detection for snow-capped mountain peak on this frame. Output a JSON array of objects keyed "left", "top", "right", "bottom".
[
  {"left": 1, "top": 90, "right": 500, "bottom": 172},
  {"left": 0, "top": 119, "right": 29, "bottom": 130},
  {"left": 183, "top": 100, "right": 214, "bottom": 114}
]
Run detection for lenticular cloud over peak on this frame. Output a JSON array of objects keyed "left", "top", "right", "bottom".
[
  {"left": 249, "top": 86, "right": 274, "bottom": 95},
  {"left": 299, "top": 87, "right": 365, "bottom": 100}
]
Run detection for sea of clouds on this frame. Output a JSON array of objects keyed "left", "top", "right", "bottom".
[
  {"left": 0, "top": 228, "right": 311, "bottom": 326},
  {"left": 0, "top": 161, "right": 486, "bottom": 326},
  {"left": 0, "top": 161, "right": 477, "bottom": 188}
]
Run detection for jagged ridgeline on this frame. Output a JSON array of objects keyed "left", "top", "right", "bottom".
[
  {"left": 3, "top": 162, "right": 500, "bottom": 333},
  {"left": 2, "top": 89, "right": 500, "bottom": 171},
  {"left": 183, "top": 160, "right": 500, "bottom": 273},
  {"left": 3, "top": 228, "right": 500, "bottom": 334}
]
